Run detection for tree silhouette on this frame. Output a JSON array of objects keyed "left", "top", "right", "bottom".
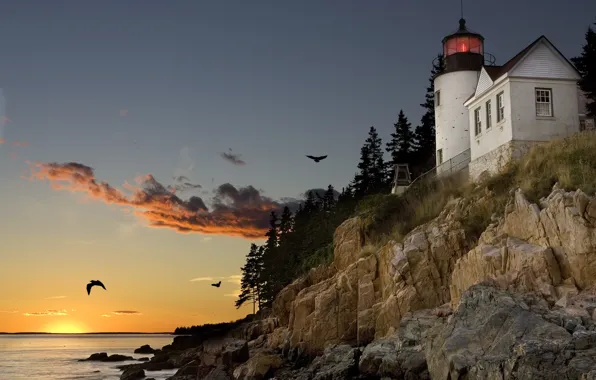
[
  {"left": 353, "top": 126, "right": 388, "bottom": 197},
  {"left": 235, "top": 243, "right": 264, "bottom": 313},
  {"left": 386, "top": 110, "right": 415, "bottom": 182},
  {"left": 572, "top": 21, "right": 596, "bottom": 117},
  {"left": 413, "top": 53, "right": 445, "bottom": 176}
]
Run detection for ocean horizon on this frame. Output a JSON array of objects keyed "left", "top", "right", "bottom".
[{"left": 0, "top": 333, "right": 178, "bottom": 379}]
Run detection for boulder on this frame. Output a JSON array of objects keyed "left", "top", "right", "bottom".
[
  {"left": 120, "top": 367, "right": 144, "bottom": 380},
  {"left": 426, "top": 283, "right": 596, "bottom": 379},
  {"left": 134, "top": 344, "right": 156, "bottom": 354}
]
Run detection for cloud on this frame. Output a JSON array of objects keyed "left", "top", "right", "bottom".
[
  {"left": 173, "top": 175, "right": 190, "bottom": 182},
  {"left": 0, "top": 310, "right": 18, "bottom": 314},
  {"left": 23, "top": 309, "right": 68, "bottom": 317},
  {"left": 201, "top": 236, "right": 212, "bottom": 242},
  {"left": 120, "top": 109, "right": 128, "bottom": 117},
  {"left": 220, "top": 149, "right": 246, "bottom": 166},
  {"left": 12, "top": 141, "right": 28, "bottom": 147},
  {"left": 27, "top": 161, "right": 297, "bottom": 239},
  {"left": 101, "top": 314, "right": 111, "bottom": 318},
  {"left": 190, "top": 275, "right": 241, "bottom": 284},
  {"left": 189, "top": 276, "right": 216, "bottom": 282},
  {"left": 226, "top": 275, "right": 242, "bottom": 285},
  {"left": 112, "top": 310, "right": 142, "bottom": 315},
  {"left": 224, "top": 289, "right": 241, "bottom": 298},
  {"left": 0, "top": 138, "right": 4, "bottom": 144},
  {"left": 44, "top": 296, "right": 67, "bottom": 300},
  {"left": 169, "top": 182, "right": 202, "bottom": 194}
]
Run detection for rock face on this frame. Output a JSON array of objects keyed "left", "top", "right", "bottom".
[
  {"left": 100, "top": 183, "right": 596, "bottom": 380},
  {"left": 271, "top": 185, "right": 596, "bottom": 359},
  {"left": 426, "top": 284, "right": 596, "bottom": 379},
  {"left": 273, "top": 196, "right": 473, "bottom": 355}
]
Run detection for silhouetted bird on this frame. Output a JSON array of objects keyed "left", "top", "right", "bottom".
[
  {"left": 87, "top": 280, "right": 107, "bottom": 295},
  {"left": 211, "top": 281, "right": 221, "bottom": 288},
  {"left": 306, "top": 155, "right": 327, "bottom": 162}
]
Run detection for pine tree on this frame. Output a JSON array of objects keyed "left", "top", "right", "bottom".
[
  {"left": 572, "top": 22, "right": 596, "bottom": 117},
  {"left": 413, "top": 54, "right": 445, "bottom": 175},
  {"left": 353, "top": 126, "right": 387, "bottom": 196},
  {"left": 353, "top": 144, "right": 371, "bottom": 197},
  {"left": 386, "top": 110, "right": 415, "bottom": 182},
  {"left": 365, "top": 126, "right": 387, "bottom": 193},
  {"left": 260, "top": 212, "right": 279, "bottom": 306},
  {"left": 322, "top": 184, "right": 336, "bottom": 211},
  {"left": 236, "top": 243, "right": 264, "bottom": 313}
]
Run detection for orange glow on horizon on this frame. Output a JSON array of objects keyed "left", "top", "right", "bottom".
[{"left": 45, "top": 321, "right": 88, "bottom": 334}]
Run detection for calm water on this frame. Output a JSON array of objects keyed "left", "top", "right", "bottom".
[{"left": 0, "top": 334, "right": 179, "bottom": 379}]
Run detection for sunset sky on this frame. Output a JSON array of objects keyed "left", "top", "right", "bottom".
[{"left": 0, "top": 0, "right": 594, "bottom": 333}]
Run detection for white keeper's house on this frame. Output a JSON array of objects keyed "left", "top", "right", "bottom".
[{"left": 433, "top": 18, "right": 595, "bottom": 181}]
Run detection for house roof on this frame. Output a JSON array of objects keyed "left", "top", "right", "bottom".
[
  {"left": 464, "top": 35, "right": 581, "bottom": 106},
  {"left": 483, "top": 35, "right": 580, "bottom": 81}
]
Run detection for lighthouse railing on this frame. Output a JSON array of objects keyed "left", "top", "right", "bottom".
[{"left": 404, "top": 148, "right": 471, "bottom": 191}]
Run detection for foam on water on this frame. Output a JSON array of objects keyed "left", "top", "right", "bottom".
[{"left": 0, "top": 334, "right": 178, "bottom": 380}]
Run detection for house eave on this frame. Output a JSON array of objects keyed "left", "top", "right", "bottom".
[{"left": 465, "top": 74, "right": 510, "bottom": 107}]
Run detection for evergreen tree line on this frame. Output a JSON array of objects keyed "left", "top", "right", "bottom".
[
  {"left": 235, "top": 55, "right": 445, "bottom": 312},
  {"left": 236, "top": 21, "right": 596, "bottom": 312}
]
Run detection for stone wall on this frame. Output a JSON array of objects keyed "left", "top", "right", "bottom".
[{"left": 469, "top": 140, "right": 545, "bottom": 181}]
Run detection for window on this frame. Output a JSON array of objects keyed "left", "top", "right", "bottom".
[
  {"left": 435, "top": 90, "right": 441, "bottom": 107},
  {"left": 535, "top": 88, "right": 553, "bottom": 117},
  {"left": 474, "top": 107, "right": 482, "bottom": 136},
  {"left": 485, "top": 100, "right": 492, "bottom": 129},
  {"left": 496, "top": 92, "right": 505, "bottom": 122},
  {"left": 437, "top": 149, "right": 443, "bottom": 165}
]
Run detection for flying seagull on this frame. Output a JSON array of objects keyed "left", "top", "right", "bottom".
[
  {"left": 306, "top": 155, "right": 327, "bottom": 163},
  {"left": 87, "top": 280, "right": 107, "bottom": 295},
  {"left": 211, "top": 281, "right": 221, "bottom": 288}
]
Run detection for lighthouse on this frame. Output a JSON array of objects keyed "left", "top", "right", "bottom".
[{"left": 434, "top": 18, "right": 493, "bottom": 175}]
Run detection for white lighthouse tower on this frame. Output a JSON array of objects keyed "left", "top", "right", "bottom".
[{"left": 434, "top": 18, "right": 493, "bottom": 175}]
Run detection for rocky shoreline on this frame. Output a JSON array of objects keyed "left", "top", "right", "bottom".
[{"left": 82, "top": 185, "right": 596, "bottom": 379}]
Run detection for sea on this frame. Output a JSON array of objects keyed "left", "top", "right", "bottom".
[{"left": 0, "top": 334, "right": 179, "bottom": 380}]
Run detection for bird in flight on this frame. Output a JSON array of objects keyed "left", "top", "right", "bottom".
[
  {"left": 87, "top": 280, "right": 107, "bottom": 295},
  {"left": 306, "top": 155, "right": 327, "bottom": 163},
  {"left": 211, "top": 281, "right": 221, "bottom": 288}
]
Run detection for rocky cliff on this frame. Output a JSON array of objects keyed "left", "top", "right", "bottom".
[{"left": 112, "top": 182, "right": 596, "bottom": 380}]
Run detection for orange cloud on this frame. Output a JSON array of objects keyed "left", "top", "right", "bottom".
[
  {"left": 0, "top": 138, "right": 5, "bottom": 144},
  {"left": 27, "top": 162, "right": 295, "bottom": 239},
  {"left": 12, "top": 141, "right": 28, "bottom": 147},
  {"left": 112, "top": 310, "right": 141, "bottom": 315},
  {"left": 23, "top": 309, "right": 68, "bottom": 317}
]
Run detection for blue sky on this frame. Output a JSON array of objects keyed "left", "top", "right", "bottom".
[{"left": 0, "top": 0, "right": 594, "bottom": 331}]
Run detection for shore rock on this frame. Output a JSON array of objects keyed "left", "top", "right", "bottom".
[
  {"left": 134, "top": 344, "right": 156, "bottom": 354},
  {"left": 79, "top": 352, "right": 134, "bottom": 362},
  {"left": 120, "top": 367, "right": 144, "bottom": 380},
  {"left": 426, "top": 283, "right": 596, "bottom": 379}
]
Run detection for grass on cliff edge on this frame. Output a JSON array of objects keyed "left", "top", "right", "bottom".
[{"left": 356, "top": 131, "right": 596, "bottom": 246}]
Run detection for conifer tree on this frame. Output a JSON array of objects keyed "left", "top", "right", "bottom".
[
  {"left": 235, "top": 243, "right": 264, "bottom": 313},
  {"left": 259, "top": 211, "right": 279, "bottom": 306},
  {"left": 353, "top": 126, "right": 387, "bottom": 196},
  {"left": 413, "top": 54, "right": 445, "bottom": 175},
  {"left": 322, "top": 185, "right": 336, "bottom": 211},
  {"left": 572, "top": 22, "right": 596, "bottom": 117},
  {"left": 386, "top": 110, "right": 415, "bottom": 182}
]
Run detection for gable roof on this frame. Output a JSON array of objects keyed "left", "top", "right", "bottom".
[
  {"left": 486, "top": 35, "right": 580, "bottom": 81},
  {"left": 465, "top": 35, "right": 580, "bottom": 106}
]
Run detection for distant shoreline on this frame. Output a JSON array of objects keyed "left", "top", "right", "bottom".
[{"left": 0, "top": 332, "right": 173, "bottom": 335}]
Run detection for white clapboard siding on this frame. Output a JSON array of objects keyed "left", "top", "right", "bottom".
[
  {"left": 474, "top": 68, "right": 494, "bottom": 97},
  {"left": 509, "top": 41, "right": 579, "bottom": 80}
]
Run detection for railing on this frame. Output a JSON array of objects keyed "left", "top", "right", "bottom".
[
  {"left": 406, "top": 148, "right": 471, "bottom": 189},
  {"left": 432, "top": 52, "right": 496, "bottom": 71}
]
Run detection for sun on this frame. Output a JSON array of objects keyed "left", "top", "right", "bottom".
[{"left": 46, "top": 322, "right": 87, "bottom": 334}]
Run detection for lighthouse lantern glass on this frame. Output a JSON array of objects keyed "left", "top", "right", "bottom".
[{"left": 443, "top": 35, "right": 483, "bottom": 56}]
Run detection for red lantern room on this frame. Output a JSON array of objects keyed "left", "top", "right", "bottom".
[{"left": 441, "top": 18, "right": 489, "bottom": 72}]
